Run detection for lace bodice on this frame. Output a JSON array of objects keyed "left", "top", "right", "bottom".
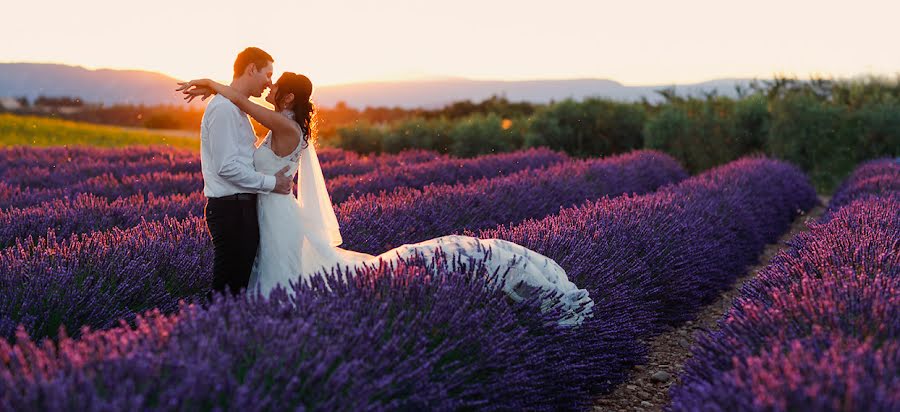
[{"left": 253, "top": 129, "right": 305, "bottom": 180}]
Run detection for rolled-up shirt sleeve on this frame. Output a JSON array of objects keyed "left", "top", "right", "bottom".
[{"left": 207, "top": 105, "right": 277, "bottom": 193}]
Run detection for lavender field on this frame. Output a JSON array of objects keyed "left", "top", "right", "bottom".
[{"left": 1, "top": 141, "right": 895, "bottom": 411}]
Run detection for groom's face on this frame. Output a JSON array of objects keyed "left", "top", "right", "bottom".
[{"left": 248, "top": 61, "right": 274, "bottom": 98}]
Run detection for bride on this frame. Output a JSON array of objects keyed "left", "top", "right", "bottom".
[{"left": 178, "top": 73, "right": 592, "bottom": 325}]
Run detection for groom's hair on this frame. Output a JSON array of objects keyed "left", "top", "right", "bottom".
[{"left": 233, "top": 47, "right": 274, "bottom": 78}]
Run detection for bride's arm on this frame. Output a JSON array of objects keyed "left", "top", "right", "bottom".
[{"left": 177, "top": 79, "right": 300, "bottom": 136}]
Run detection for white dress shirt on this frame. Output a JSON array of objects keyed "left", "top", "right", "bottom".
[{"left": 200, "top": 94, "right": 276, "bottom": 198}]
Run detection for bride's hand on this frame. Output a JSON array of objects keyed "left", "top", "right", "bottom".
[
  {"left": 175, "top": 79, "right": 217, "bottom": 103},
  {"left": 181, "top": 86, "right": 214, "bottom": 103}
]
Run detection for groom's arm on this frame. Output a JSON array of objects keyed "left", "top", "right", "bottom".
[{"left": 207, "top": 104, "right": 277, "bottom": 193}]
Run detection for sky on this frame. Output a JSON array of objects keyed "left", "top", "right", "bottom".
[{"left": 2, "top": 0, "right": 899, "bottom": 87}]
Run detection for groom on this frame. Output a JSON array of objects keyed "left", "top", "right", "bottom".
[{"left": 200, "top": 47, "right": 293, "bottom": 301}]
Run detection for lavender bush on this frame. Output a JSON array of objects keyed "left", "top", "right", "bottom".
[
  {"left": 320, "top": 148, "right": 447, "bottom": 178},
  {"left": 825, "top": 157, "right": 900, "bottom": 217},
  {"left": 0, "top": 146, "right": 195, "bottom": 171},
  {"left": 0, "top": 145, "right": 417, "bottom": 177},
  {"left": 1, "top": 155, "right": 200, "bottom": 190},
  {"left": 327, "top": 147, "right": 569, "bottom": 203},
  {"left": 668, "top": 160, "right": 900, "bottom": 411},
  {"left": 0, "top": 217, "right": 212, "bottom": 342},
  {"left": 313, "top": 145, "right": 354, "bottom": 163},
  {"left": 0, "top": 146, "right": 441, "bottom": 195},
  {"left": 0, "top": 192, "right": 205, "bottom": 248},
  {"left": 0, "top": 171, "right": 202, "bottom": 210}
]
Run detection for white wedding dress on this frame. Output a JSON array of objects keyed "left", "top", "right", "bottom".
[{"left": 247, "top": 115, "right": 593, "bottom": 325}]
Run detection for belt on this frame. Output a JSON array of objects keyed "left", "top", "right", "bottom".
[{"left": 210, "top": 193, "right": 257, "bottom": 201}]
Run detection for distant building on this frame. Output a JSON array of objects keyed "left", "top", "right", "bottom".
[
  {"left": 0, "top": 97, "right": 23, "bottom": 111},
  {"left": 33, "top": 96, "right": 87, "bottom": 114},
  {"left": 57, "top": 106, "right": 83, "bottom": 115}
]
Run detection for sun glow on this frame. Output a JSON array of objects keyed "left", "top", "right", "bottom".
[{"left": 2, "top": 0, "right": 900, "bottom": 87}]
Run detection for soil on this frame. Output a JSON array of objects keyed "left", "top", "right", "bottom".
[{"left": 592, "top": 196, "right": 829, "bottom": 412}]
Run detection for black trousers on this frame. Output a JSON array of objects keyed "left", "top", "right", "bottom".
[{"left": 204, "top": 194, "right": 259, "bottom": 300}]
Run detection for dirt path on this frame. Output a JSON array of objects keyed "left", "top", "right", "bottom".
[{"left": 592, "top": 196, "right": 829, "bottom": 412}]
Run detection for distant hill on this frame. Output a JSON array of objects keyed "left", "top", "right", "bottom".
[
  {"left": 0, "top": 63, "right": 198, "bottom": 107},
  {"left": 314, "top": 77, "right": 759, "bottom": 108},
  {"left": 0, "top": 62, "right": 760, "bottom": 109}
]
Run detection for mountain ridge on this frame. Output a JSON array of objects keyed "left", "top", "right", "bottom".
[{"left": 0, "top": 62, "right": 760, "bottom": 109}]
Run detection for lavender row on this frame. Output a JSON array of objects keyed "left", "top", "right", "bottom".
[
  {"left": 668, "top": 202, "right": 900, "bottom": 410},
  {"left": 0, "top": 146, "right": 198, "bottom": 191},
  {"left": 0, "top": 192, "right": 205, "bottom": 248},
  {"left": 0, "top": 254, "right": 595, "bottom": 411},
  {"left": 0, "top": 151, "right": 682, "bottom": 254},
  {"left": 0, "top": 148, "right": 547, "bottom": 210},
  {"left": 320, "top": 148, "right": 448, "bottom": 178},
  {"left": 0, "top": 145, "right": 196, "bottom": 171},
  {"left": 0, "top": 145, "right": 347, "bottom": 169},
  {"left": 314, "top": 146, "right": 358, "bottom": 163},
  {"left": 0, "top": 171, "right": 201, "bottom": 210},
  {"left": 327, "top": 147, "right": 569, "bottom": 203},
  {"left": 1, "top": 146, "right": 443, "bottom": 191},
  {"left": 668, "top": 161, "right": 900, "bottom": 411},
  {"left": 337, "top": 150, "right": 688, "bottom": 254},
  {"left": 0, "top": 216, "right": 212, "bottom": 343},
  {"left": 825, "top": 157, "right": 900, "bottom": 217},
  {"left": 0, "top": 157, "right": 814, "bottom": 410},
  {"left": 2, "top": 156, "right": 201, "bottom": 190}
]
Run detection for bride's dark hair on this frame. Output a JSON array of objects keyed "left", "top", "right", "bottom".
[{"left": 274, "top": 72, "right": 316, "bottom": 148}]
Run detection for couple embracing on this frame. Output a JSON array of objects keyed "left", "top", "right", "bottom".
[{"left": 181, "top": 47, "right": 592, "bottom": 325}]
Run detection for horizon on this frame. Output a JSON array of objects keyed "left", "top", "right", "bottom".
[
  {"left": 3, "top": 0, "right": 900, "bottom": 88},
  {"left": 4, "top": 60, "right": 900, "bottom": 111},
  {"left": 3, "top": 60, "right": 897, "bottom": 90}
]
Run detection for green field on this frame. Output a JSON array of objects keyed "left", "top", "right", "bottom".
[{"left": 0, "top": 113, "right": 199, "bottom": 150}]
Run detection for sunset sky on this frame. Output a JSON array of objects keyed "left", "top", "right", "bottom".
[{"left": 3, "top": 0, "right": 899, "bottom": 87}]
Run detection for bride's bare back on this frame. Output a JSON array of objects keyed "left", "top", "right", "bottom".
[{"left": 269, "top": 127, "right": 303, "bottom": 158}]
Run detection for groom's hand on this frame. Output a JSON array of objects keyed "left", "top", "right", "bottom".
[{"left": 273, "top": 166, "right": 293, "bottom": 194}]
